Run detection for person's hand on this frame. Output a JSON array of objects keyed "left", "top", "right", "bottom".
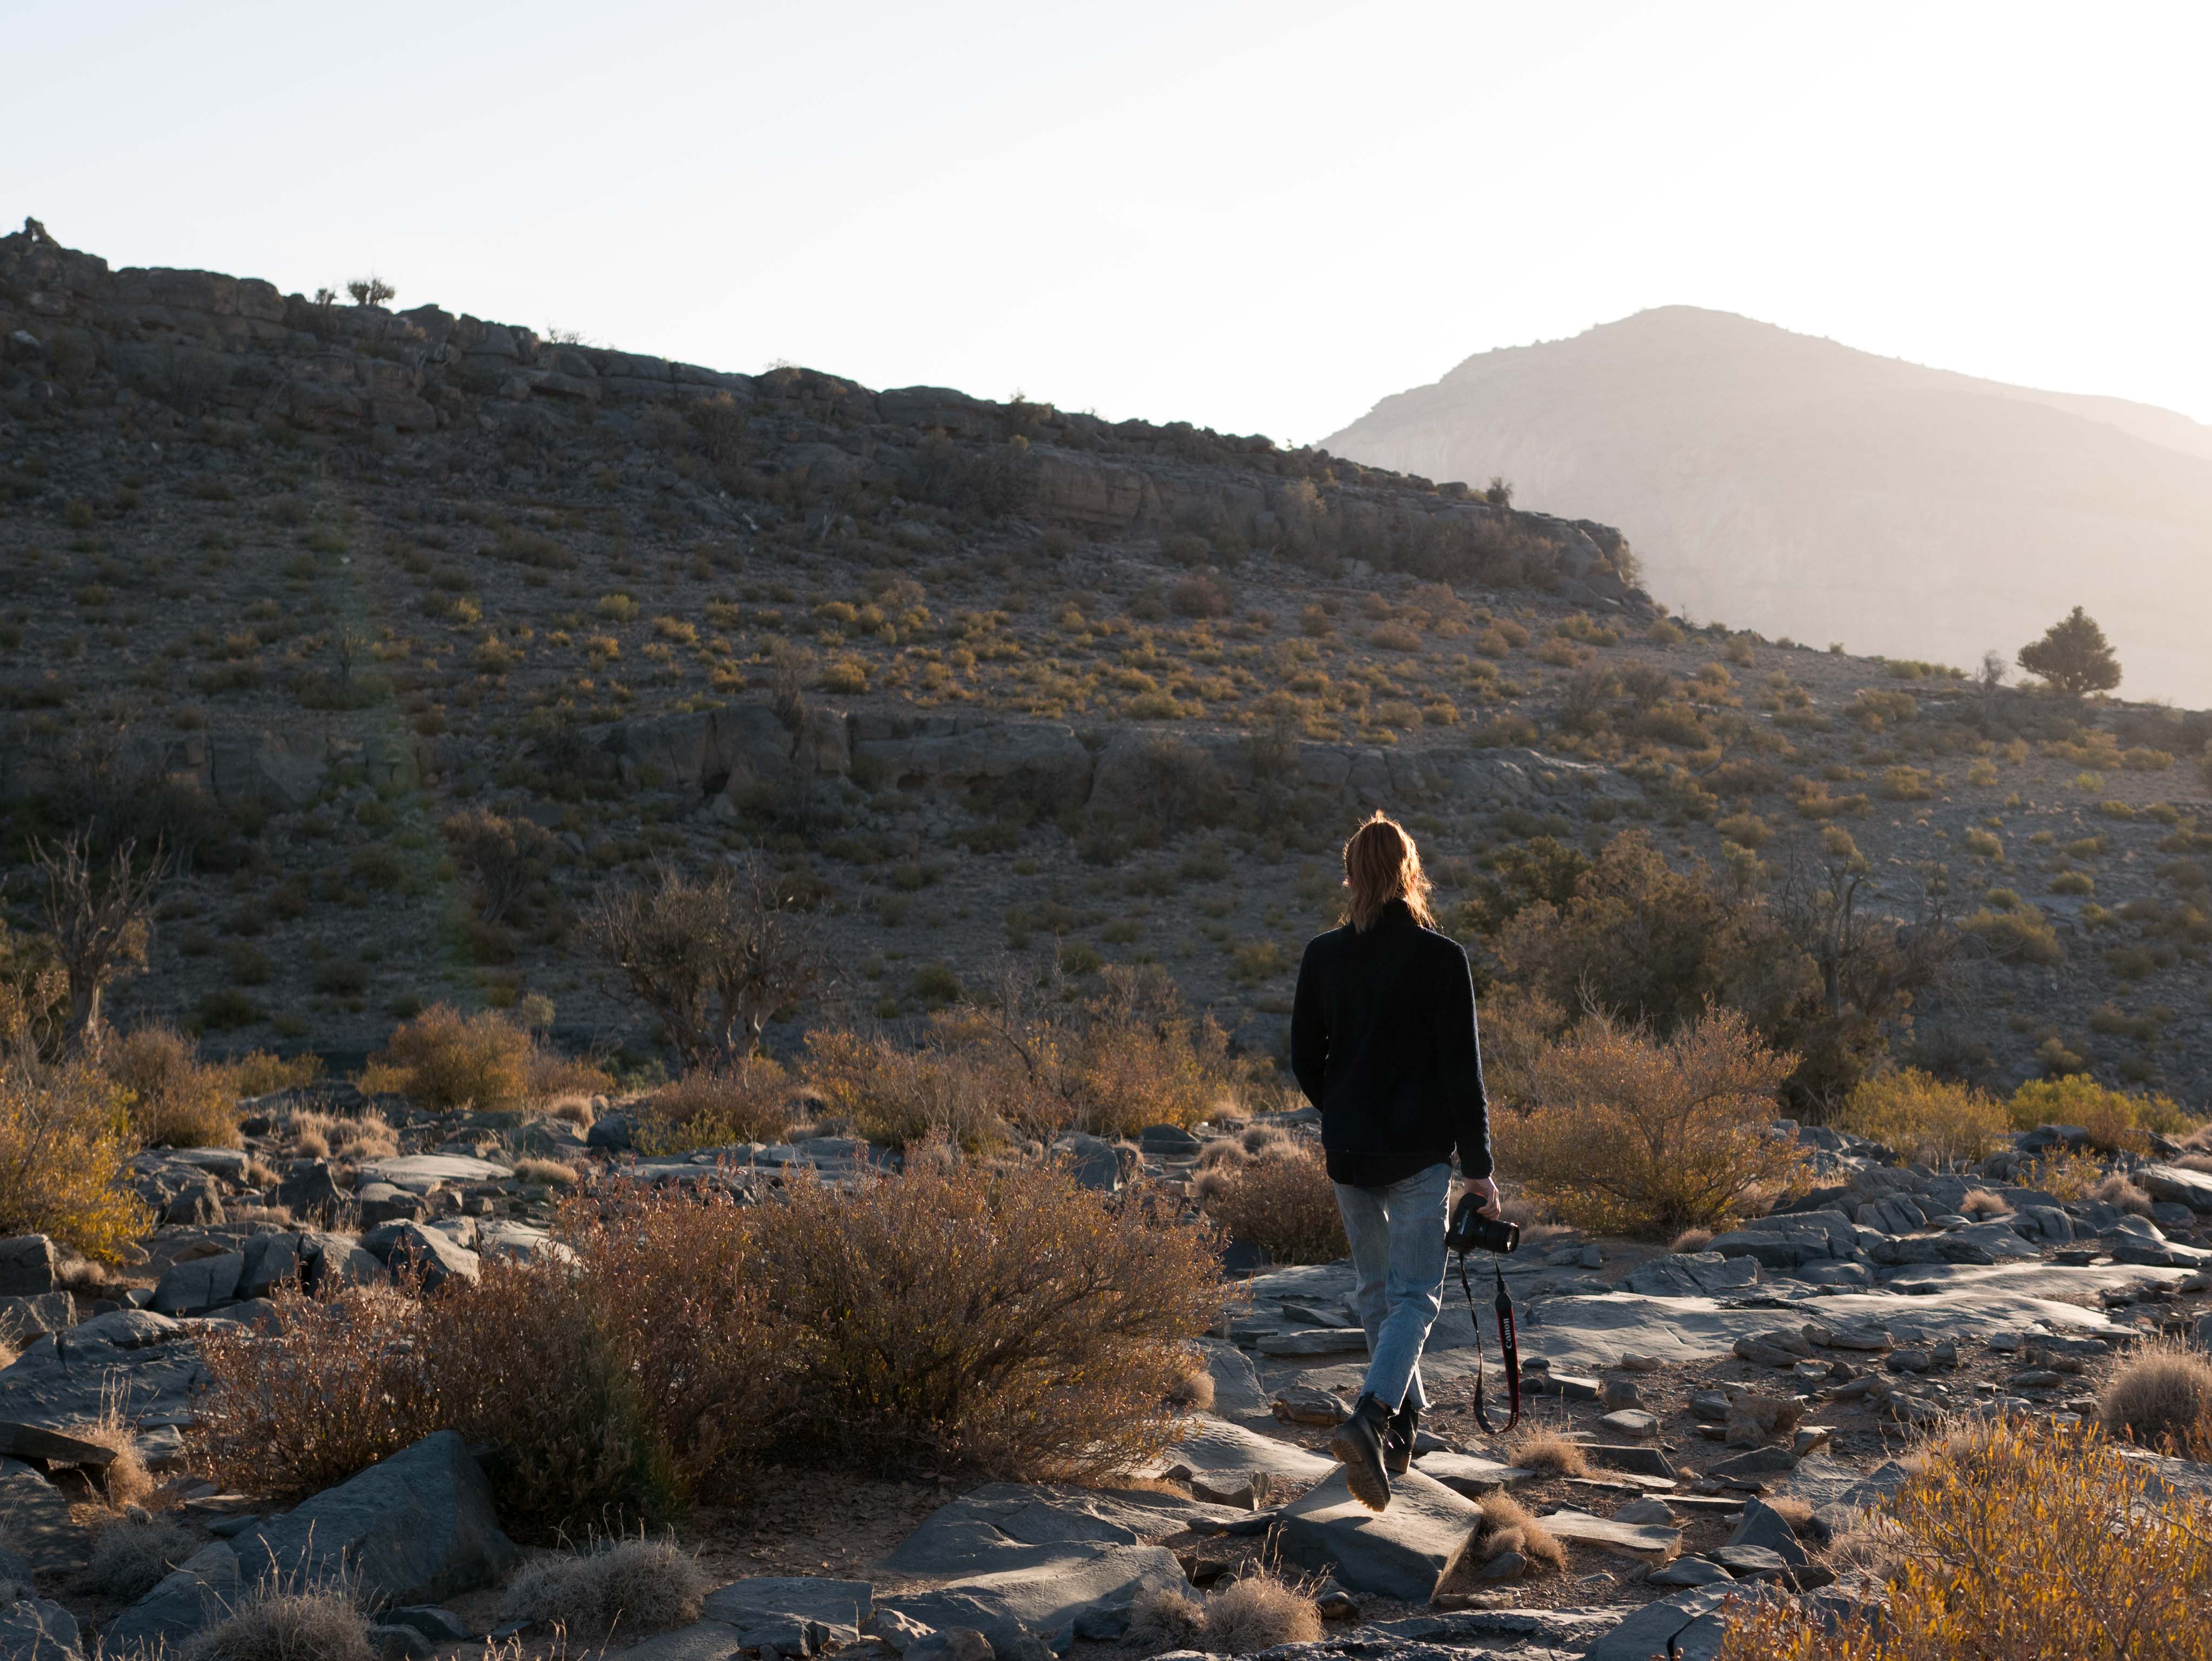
[{"left": 1454, "top": 1175, "right": 1502, "bottom": 1219}]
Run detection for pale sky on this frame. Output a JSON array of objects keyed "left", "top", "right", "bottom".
[{"left": 11, "top": 0, "right": 2210, "bottom": 445}]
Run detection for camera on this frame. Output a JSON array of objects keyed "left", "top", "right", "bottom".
[{"left": 1447, "top": 1194, "right": 1520, "bottom": 1256}]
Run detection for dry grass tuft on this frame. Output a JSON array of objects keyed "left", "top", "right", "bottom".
[
  {"left": 284, "top": 1110, "right": 398, "bottom": 1163},
  {"left": 2100, "top": 1338, "right": 2212, "bottom": 1453},
  {"left": 1669, "top": 1226, "right": 1715, "bottom": 1254},
  {"left": 82, "top": 1512, "right": 198, "bottom": 1598},
  {"left": 1717, "top": 1419, "right": 2212, "bottom": 1660},
  {"left": 1503, "top": 1426, "right": 1589, "bottom": 1478},
  {"left": 1958, "top": 1189, "right": 2011, "bottom": 1219},
  {"left": 177, "top": 1586, "right": 373, "bottom": 1661},
  {"left": 498, "top": 1536, "right": 706, "bottom": 1638},
  {"left": 1166, "top": 1354, "right": 1216, "bottom": 1411},
  {"left": 512, "top": 1157, "right": 582, "bottom": 1187},
  {"left": 1199, "top": 1142, "right": 1347, "bottom": 1265},
  {"left": 71, "top": 1395, "right": 156, "bottom": 1510},
  {"left": 1127, "top": 1585, "right": 1205, "bottom": 1654},
  {"left": 1129, "top": 1571, "right": 1320, "bottom": 1656},
  {"left": 544, "top": 1093, "right": 598, "bottom": 1128},
  {"left": 1202, "top": 1571, "right": 1324, "bottom": 1653},
  {"left": 2090, "top": 1174, "right": 2154, "bottom": 1217},
  {"left": 1435, "top": 1492, "right": 1565, "bottom": 1595}
]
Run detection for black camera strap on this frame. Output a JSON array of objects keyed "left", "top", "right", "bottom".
[{"left": 1458, "top": 1251, "right": 1521, "bottom": 1435}]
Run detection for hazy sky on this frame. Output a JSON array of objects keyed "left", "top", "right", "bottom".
[{"left": 12, "top": 0, "right": 2210, "bottom": 446}]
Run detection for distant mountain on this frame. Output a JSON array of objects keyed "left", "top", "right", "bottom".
[{"left": 1322, "top": 308, "right": 2212, "bottom": 708}]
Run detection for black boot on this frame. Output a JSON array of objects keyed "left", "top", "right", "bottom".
[
  {"left": 1329, "top": 1393, "right": 1394, "bottom": 1511},
  {"left": 1385, "top": 1399, "right": 1419, "bottom": 1477}
]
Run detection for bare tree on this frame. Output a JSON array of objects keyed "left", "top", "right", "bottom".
[
  {"left": 442, "top": 809, "right": 558, "bottom": 924},
  {"left": 332, "top": 626, "right": 368, "bottom": 693},
  {"left": 585, "top": 859, "right": 822, "bottom": 1068},
  {"left": 32, "top": 832, "right": 165, "bottom": 1052}
]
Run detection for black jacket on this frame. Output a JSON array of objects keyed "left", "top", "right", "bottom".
[{"left": 1290, "top": 900, "right": 1492, "bottom": 1186}]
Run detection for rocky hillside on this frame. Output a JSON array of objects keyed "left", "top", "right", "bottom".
[
  {"left": 1321, "top": 306, "right": 2212, "bottom": 709},
  {"left": 1, "top": 221, "right": 2209, "bottom": 1100}
]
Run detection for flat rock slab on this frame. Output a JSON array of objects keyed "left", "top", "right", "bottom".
[
  {"left": 355, "top": 1155, "right": 514, "bottom": 1193},
  {"left": 881, "top": 1483, "right": 1239, "bottom": 1578},
  {"left": 1257, "top": 1328, "right": 1368, "bottom": 1357},
  {"left": 1160, "top": 1416, "right": 1335, "bottom": 1505},
  {"left": 1278, "top": 1466, "right": 1481, "bottom": 1600},
  {"left": 703, "top": 1577, "right": 872, "bottom": 1627},
  {"left": 1412, "top": 1452, "right": 1535, "bottom": 1496},
  {"left": 1538, "top": 1508, "right": 1680, "bottom": 1563},
  {"left": 879, "top": 1543, "right": 1184, "bottom": 1653}
]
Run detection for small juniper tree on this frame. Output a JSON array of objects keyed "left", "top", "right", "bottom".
[
  {"left": 2017, "top": 606, "right": 2120, "bottom": 696},
  {"left": 345, "top": 274, "right": 397, "bottom": 308}
]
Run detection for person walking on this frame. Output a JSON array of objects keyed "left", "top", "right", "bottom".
[{"left": 1291, "top": 811, "right": 1498, "bottom": 1511}]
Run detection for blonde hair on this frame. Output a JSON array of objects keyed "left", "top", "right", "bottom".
[{"left": 1341, "top": 812, "right": 1435, "bottom": 932}]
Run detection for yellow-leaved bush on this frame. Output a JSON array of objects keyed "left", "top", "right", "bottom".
[
  {"left": 1836, "top": 1070, "right": 2008, "bottom": 1168},
  {"left": 1719, "top": 1418, "right": 2212, "bottom": 1661},
  {"left": 0, "top": 1063, "right": 151, "bottom": 1263},
  {"left": 2006, "top": 1074, "right": 2200, "bottom": 1152}
]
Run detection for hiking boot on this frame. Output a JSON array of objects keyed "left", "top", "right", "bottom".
[
  {"left": 1330, "top": 1393, "right": 1394, "bottom": 1511},
  {"left": 1385, "top": 1400, "right": 1419, "bottom": 1477}
]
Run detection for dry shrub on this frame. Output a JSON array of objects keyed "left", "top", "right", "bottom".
[
  {"left": 1957, "top": 1189, "right": 2011, "bottom": 1219},
  {"left": 83, "top": 1513, "right": 198, "bottom": 1598},
  {"left": 806, "top": 968, "right": 1248, "bottom": 1149},
  {"left": 228, "top": 1050, "right": 324, "bottom": 1098},
  {"left": 0, "top": 1062, "right": 151, "bottom": 1262},
  {"left": 177, "top": 1586, "right": 373, "bottom": 1661},
  {"left": 1200, "top": 1143, "right": 1347, "bottom": 1264},
  {"left": 529, "top": 1049, "right": 616, "bottom": 1100},
  {"left": 1506, "top": 1007, "right": 1802, "bottom": 1237},
  {"left": 1197, "top": 1138, "right": 1248, "bottom": 1170},
  {"left": 498, "top": 1536, "right": 706, "bottom": 1638},
  {"left": 1717, "top": 1419, "right": 2212, "bottom": 1661},
  {"left": 751, "top": 1159, "right": 1221, "bottom": 1476},
  {"left": 2099, "top": 1337, "right": 2212, "bottom": 1453},
  {"left": 637, "top": 1058, "right": 792, "bottom": 1152},
  {"left": 366, "top": 1004, "right": 534, "bottom": 1111},
  {"left": 108, "top": 1025, "right": 242, "bottom": 1148},
  {"left": 1202, "top": 1571, "right": 1324, "bottom": 1653},
  {"left": 803, "top": 1029, "right": 1020, "bottom": 1151},
  {"left": 2091, "top": 1173, "right": 2154, "bottom": 1217},
  {"left": 194, "top": 1163, "right": 1215, "bottom": 1528},
  {"left": 1669, "top": 1227, "right": 1716, "bottom": 1253},
  {"left": 1838, "top": 1070, "right": 2007, "bottom": 1168},
  {"left": 1503, "top": 1426, "right": 1589, "bottom": 1478},
  {"left": 545, "top": 1093, "right": 597, "bottom": 1128}
]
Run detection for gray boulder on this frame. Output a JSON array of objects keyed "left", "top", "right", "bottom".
[
  {"left": 1727, "top": 1497, "right": 1808, "bottom": 1567},
  {"left": 237, "top": 1430, "right": 518, "bottom": 1607},
  {"left": 104, "top": 1541, "right": 240, "bottom": 1655},
  {"left": 703, "top": 1578, "right": 873, "bottom": 1629},
  {"left": 2141, "top": 1163, "right": 2212, "bottom": 1213},
  {"left": 375, "top": 1225, "right": 480, "bottom": 1291},
  {"left": 1046, "top": 1135, "right": 1131, "bottom": 1192},
  {"left": 1582, "top": 1585, "right": 1739, "bottom": 1661},
  {"left": 152, "top": 1252, "right": 243, "bottom": 1316},
  {"left": 0, "top": 1241, "right": 56, "bottom": 1298},
  {"left": 0, "top": 1297, "right": 73, "bottom": 1344},
  {"left": 276, "top": 1160, "right": 345, "bottom": 1222}
]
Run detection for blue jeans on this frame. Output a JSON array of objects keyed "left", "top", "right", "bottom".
[{"left": 1333, "top": 1161, "right": 1453, "bottom": 1413}]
